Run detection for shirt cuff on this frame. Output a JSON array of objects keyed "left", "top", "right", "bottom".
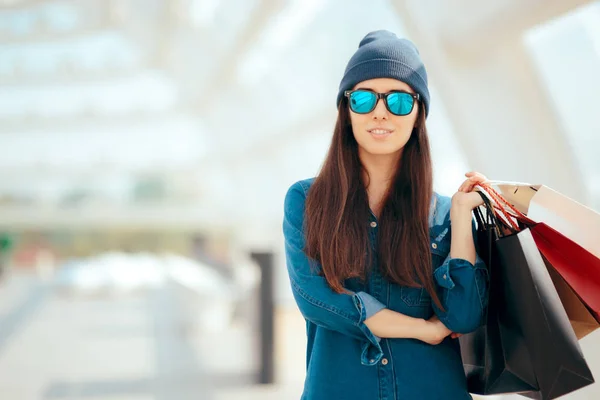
[
  {"left": 434, "top": 262, "right": 456, "bottom": 289},
  {"left": 434, "top": 256, "right": 483, "bottom": 290},
  {"left": 352, "top": 292, "right": 386, "bottom": 366},
  {"left": 355, "top": 291, "right": 386, "bottom": 320}
]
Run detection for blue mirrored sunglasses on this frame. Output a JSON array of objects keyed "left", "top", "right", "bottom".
[{"left": 344, "top": 89, "right": 419, "bottom": 116}]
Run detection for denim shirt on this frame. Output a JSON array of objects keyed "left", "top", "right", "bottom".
[{"left": 283, "top": 178, "right": 489, "bottom": 400}]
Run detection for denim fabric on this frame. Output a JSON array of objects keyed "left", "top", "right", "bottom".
[
  {"left": 356, "top": 291, "right": 387, "bottom": 342},
  {"left": 283, "top": 178, "right": 489, "bottom": 400}
]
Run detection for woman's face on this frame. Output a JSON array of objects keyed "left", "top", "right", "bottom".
[{"left": 348, "top": 78, "right": 419, "bottom": 159}]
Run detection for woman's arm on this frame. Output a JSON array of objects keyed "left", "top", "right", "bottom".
[
  {"left": 450, "top": 203, "right": 478, "bottom": 263},
  {"left": 365, "top": 309, "right": 451, "bottom": 345},
  {"left": 284, "top": 181, "right": 450, "bottom": 365},
  {"left": 431, "top": 194, "right": 489, "bottom": 334}
]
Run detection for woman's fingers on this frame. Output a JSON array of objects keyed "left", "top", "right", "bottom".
[
  {"left": 459, "top": 171, "right": 489, "bottom": 192},
  {"left": 459, "top": 179, "right": 477, "bottom": 192},
  {"left": 466, "top": 171, "right": 488, "bottom": 183}
]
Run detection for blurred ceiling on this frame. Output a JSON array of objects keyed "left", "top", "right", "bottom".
[
  {"left": 0, "top": 0, "right": 407, "bottom": 229},
  {"left": 0, "top": 0, "right": 598, "bottom": 234}
]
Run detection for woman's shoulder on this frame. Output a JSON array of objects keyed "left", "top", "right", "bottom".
[
  {"left": 284, "top": 178, "right": 316, "bottom": 219},
  {"left": 287, "top": 178, "right": 316, "bottom": 196}
]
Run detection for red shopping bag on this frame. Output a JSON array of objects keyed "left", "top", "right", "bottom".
[
  {"left": 477, "top": 184, "right": 600, "bottom": 336},
  {"left": 531, "top": 223, "right": 600, "bottom": 323},
  {"left": 492, "top": 182, "right": 600, "bottom": 258}
]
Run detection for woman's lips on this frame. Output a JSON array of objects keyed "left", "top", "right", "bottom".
[{"left": 368, "top": 128, "right": 394, "bottom": 138}]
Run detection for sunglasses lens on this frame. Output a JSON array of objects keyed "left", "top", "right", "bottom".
[
  {"left": 349, "top": 90, "right": 377, "bottom": 114},
  {"left": 387, "top": 92, "right": 414, "bottom": 116}
]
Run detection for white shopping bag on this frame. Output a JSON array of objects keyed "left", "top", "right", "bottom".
[{"left": 490, "top": 181, "right": 600, "bottom": 259}]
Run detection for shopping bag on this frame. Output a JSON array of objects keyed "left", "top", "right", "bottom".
[
  {"left": 532, "top": 222, "right": 600, "bottom": 328},
  {"left": 461, "top": 195, "right": 538, "bottom": 395},
  {"left": 542, "top": 254, "right": 599, "bottom": 339},
  {"left": 472, "top": 185, "right": 595, "bottom": 399},
  {"left": 492, "top": 181, "right": 600, "bottom": 258},
  {"left": 495, "top": 228, "right": 594, "bottom": 399},
  {"left": 479, "top": 183, "right": 600, "bottom": 329}
]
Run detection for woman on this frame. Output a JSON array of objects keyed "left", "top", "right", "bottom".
[{"left": 283, "top": 30, "right": 489, "bottom": 400}]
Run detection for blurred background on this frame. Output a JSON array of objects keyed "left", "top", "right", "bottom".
[{"left": 0, "top": 0, "right": 599, "bottom": 399}]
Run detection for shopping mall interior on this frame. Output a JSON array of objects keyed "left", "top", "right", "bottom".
[{"left": 0, "top": 0, "right": 599, "bottom": 399}]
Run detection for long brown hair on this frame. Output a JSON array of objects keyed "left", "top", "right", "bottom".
[{"left": 304, "top": 97, "right": 443, "bottom": 310}]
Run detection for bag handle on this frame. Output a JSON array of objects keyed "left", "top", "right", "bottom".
[
  {"left": 474, "top": 185, "right": 522, "bottom": 234},
  {"left": 474, "top": 190, "right": 508, "bottom": 239},
  {"left": 475, "top": 183, "right": 536, "bottom": 226}
]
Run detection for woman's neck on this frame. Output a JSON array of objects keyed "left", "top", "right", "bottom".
[{"left": 359, "top": 149, "right": 402, "bottom": 217}]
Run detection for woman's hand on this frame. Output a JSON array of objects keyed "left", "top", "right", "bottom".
[
  {"left": 452, "top": 171, "right": 489, "bottom": 211},
  {"left": 420, "top": 315, "right": 453, "bottom": 345},
  {"left": 419, "top": 170, "right": 489, "bottom": 345}
]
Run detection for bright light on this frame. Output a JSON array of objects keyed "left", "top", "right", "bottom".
[
  {"left": 190, "top": 0, "right": 221, "bottom": 28},
  {"left": 237, "top": 0, "right": 326, "bottom": 86}
]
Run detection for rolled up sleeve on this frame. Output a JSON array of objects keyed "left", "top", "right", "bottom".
[
  {"left": 432, "top": 219, "right": 489, "bottom": 334},
  {"left": 283, "top": 181, "right": 385, "bottom": 366}
]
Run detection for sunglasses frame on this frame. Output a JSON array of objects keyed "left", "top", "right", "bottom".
[{"left": 344, "top": 89, "right": 420, "bottom": 116}]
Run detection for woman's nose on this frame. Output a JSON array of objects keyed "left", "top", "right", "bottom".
[{"left": 371, "top": 98, "right": 389, "bottom": 119}]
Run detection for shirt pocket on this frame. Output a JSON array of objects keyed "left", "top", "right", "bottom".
[{"left": 400, "top": 287, "right": 432, "bottom": 307}]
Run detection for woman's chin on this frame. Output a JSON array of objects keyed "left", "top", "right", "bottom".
[{"left": 362, "top": 145, "right": 404, "bottom": 157}]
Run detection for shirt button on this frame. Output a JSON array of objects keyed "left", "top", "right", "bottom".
[
  {"left": 432, "top": 243, "right": 438, "bottom": 249},
  {"left": 443, "top": 274, "right": 447, "bottom": 280},
  {"left": 381, "top": 358, "right": 389, "bottom": 365},
  {"left": 370, "top": 221, "right": 377, "bottom": 228}
]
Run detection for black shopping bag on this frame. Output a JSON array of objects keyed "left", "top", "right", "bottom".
[
  {"left": 496, "top": 228, "right": 594, "bottom": 399},
  {"left": 460, "top": 198, "right": 538, "bottom": 395},
  {"left": 461, "top": 191, "right": 594, "bottom": 400}
]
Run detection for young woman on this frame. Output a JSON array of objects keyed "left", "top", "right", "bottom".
[{"left": 283, "top": 30, "right": 489, "bottom": 400}]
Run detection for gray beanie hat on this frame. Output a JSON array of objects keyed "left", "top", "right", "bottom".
[{"left": 336, "top": 30, "right": 430, "bottom": 117}]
